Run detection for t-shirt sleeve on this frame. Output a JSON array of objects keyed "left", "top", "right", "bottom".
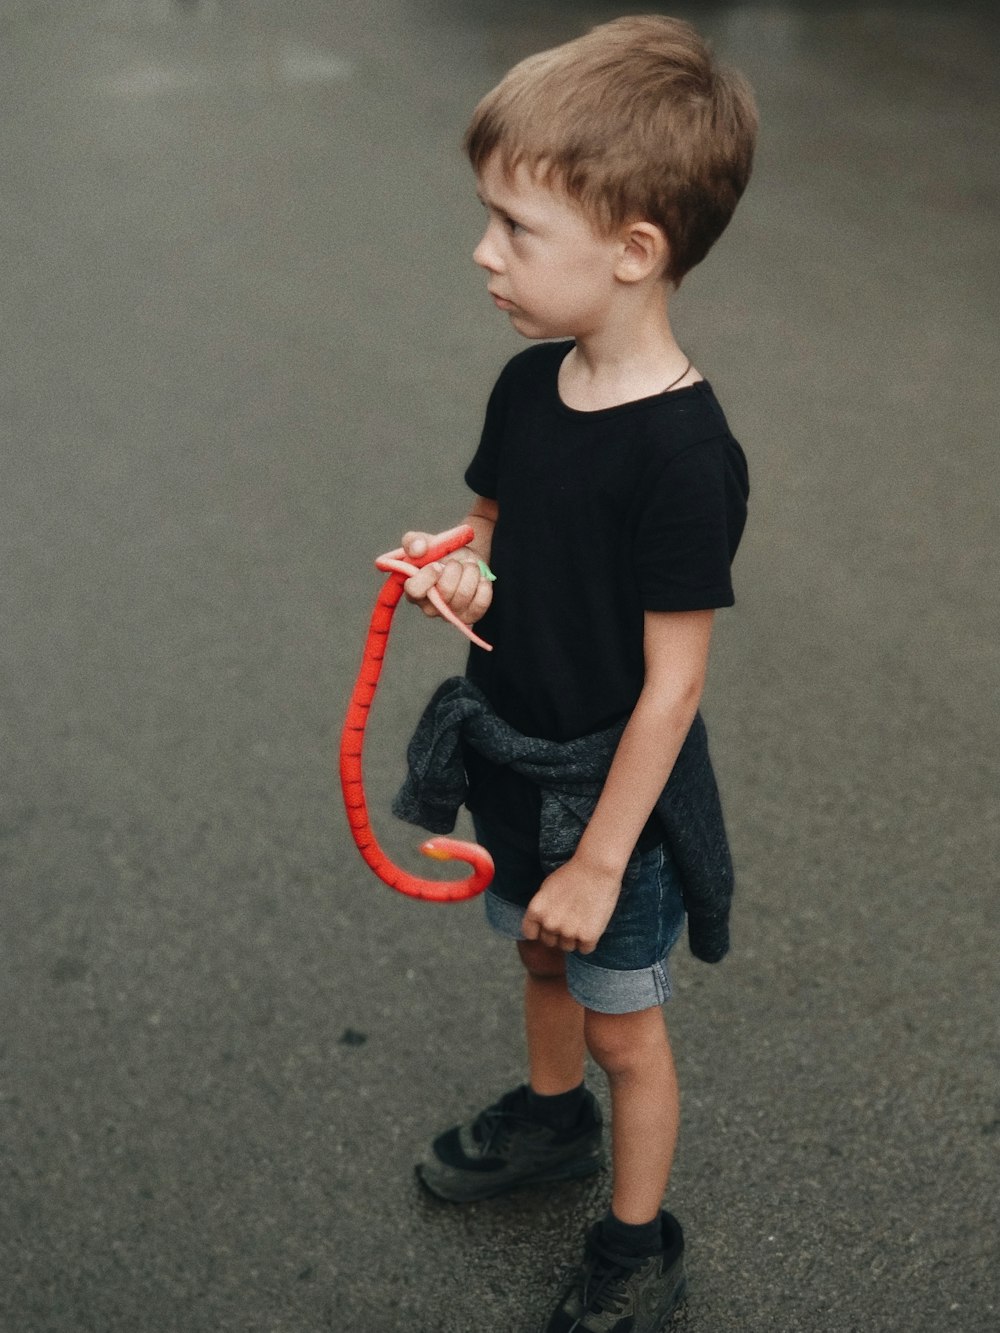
[
  {"left": 634, "top": 436, "right": 748, "bottom": 611},
  {"left": 463, "top": 371, "right": 510, "bottom": 499}
]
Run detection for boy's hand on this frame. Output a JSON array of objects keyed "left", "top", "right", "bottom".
[
  {"left": 521, "top": 856, "right": 623, "bottom": 955},
  {"left": 401, "top": 531, "right": 494, "bottom": 626}
]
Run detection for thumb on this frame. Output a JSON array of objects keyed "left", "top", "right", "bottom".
[{"left": 520, "top": 912, "right": 540, "bottom": 942}]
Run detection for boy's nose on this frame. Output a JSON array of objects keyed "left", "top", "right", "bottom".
[{"left": 473, "top": 227, "right": 502, "bottom": 272}]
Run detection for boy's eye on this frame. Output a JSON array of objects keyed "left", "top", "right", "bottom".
[{"left": 476, "top": 196, "right": 526, "bottom": 237}]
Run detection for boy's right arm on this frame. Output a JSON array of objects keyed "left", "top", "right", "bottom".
[{"left": 401, "top": 496, "right": 497, "bottom": 627}]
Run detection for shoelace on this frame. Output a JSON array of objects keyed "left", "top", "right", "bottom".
[
  {"left": 471, "top": 1091, "right": 535, "bottom": 1156},
  {"left": 566, "top": 1234, "right": 647, "bottom": 1330}
]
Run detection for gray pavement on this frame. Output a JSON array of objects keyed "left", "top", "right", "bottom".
[{"left": 1, "top": 2, "right": 998, "bottom": 1330}]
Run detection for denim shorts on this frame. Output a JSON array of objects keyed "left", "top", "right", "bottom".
[{"left": 472, "top": 814, "right": 686, "bottom": 1015}]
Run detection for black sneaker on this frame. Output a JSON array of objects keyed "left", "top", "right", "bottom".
[
  {"left": 415, "top": 1084, "right": 605, "bottom": 1203},
  {"left": 543, "top": 1211, "right": 687, "bottom": 1332}
]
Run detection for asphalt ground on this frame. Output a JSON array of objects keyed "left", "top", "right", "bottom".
[{"left": 1, "top": 2, "right": 997, "bottom": 1330}]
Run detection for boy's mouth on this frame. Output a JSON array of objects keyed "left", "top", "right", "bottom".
[{"left": 489, "top": 290, "right": 515, "bottom": 310}]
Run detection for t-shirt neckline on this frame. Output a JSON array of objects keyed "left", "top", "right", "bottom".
[{"left": 551, "top": 341, "right": 708, "bottom": 420}]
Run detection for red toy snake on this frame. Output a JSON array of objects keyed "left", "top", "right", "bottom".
[{"left": 339, "top": 525, "right": 495, "bottom": 902}]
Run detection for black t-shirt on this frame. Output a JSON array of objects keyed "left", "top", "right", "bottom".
[{"left": 462, "top": 340, "right": 749, "bottom": 845}]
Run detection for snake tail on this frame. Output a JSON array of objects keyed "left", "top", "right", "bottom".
[{"left": 339, "top": 527, "right": 495, "bottom": 902}]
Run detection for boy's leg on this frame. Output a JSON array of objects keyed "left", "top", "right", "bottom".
[
  {"left": 415, "top": 941, "right": 603, "bottom": 1202},
  {"left": 518, "top": 938, "right": 587, "bottom": 1094},
  {"left": 542, "top": 1004, "right": 685, "bottom": 1333},
  {"left": 584, "top": 1004, "right": 679, "bottom": 1222}
]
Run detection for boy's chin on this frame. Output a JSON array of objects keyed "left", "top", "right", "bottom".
[{"left": 507, "top": 311, "right": 564, "bottom": 341}]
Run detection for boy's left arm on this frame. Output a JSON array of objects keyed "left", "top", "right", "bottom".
[{"left": 521, "top": 609, "right": 714, "bottom": 955}]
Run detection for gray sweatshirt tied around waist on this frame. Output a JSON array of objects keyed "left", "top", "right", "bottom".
[{"left": 392, "top": 676, "right": 734, "bottom": 963}]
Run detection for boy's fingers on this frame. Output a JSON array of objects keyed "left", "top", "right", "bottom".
[
  {"left": 538, "top": 928, "right": 576, "bottom": 952},
  {"left": 466, "top": 579, "right": 494, "bottom": 622},
  {"left": 428, "top": 559, "right": 482, "bottom": 617},
  {"left": 445, "top": 554, "right": 498, "bottom": 610},
  {"left": 403, "top": 563, "right": 444, "bottom": 604},
  {"left": 401, "top": 550, "right": 492, "bottom": 626},
  {"left": 433, "top": 560, "right": 462, "bottom": 598},
  {"left": 444, "top": 560, "right": 482, "bottom": 611},
  {"left": 402, "top": 531, "right": 429, "bottom": 559},
  {"left": 523, "top": 908, "right": 559, "bottom": 950}
]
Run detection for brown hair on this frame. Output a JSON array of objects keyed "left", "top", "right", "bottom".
[{"left": 464, "top": 15, "right": 758, "bottom": 284}]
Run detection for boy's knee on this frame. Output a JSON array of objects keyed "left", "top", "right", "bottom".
[
  {"left": 585, "top": 1007, "right": 665, "bottom": 1078},
  {"left": 517, "top": 938, "right": 567, "bottom": 981},
  {"left": 584, "top": 1012, "right": 631, "bottom": 1077}
]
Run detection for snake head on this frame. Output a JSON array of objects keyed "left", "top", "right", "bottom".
[
  {"left": 420, "top": 840, "right": 454, "bottom": 862},
  {"left": 419, "top": 837, "right": 495, "bottom": 896}
]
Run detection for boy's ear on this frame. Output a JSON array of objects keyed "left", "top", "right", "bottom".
[{"left": 615, "top": 221, "right": 670, "bottom": 284}]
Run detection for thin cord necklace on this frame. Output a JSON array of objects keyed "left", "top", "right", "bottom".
[{"left": 664, "top": 359, "right": 692, "bottom": 393}]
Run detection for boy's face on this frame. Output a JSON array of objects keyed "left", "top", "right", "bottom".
[{"left": 473, "top": 155, "right": 624, "bottom": 341}]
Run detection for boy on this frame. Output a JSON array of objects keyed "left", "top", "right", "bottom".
[{"left": 396, "top": 15, "right": 757, "bottom": 1331}]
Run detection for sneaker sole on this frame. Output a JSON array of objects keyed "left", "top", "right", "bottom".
[{"left": 415, "top": 1148, "right": 607, "bottom": 1203}]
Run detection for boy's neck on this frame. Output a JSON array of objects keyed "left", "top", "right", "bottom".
[{"left": 557, "top": 292, "right": 696, "bottom": 412}]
